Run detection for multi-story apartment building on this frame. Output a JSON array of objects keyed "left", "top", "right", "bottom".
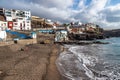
[
  {"left": 12, "top": 9, "right": 31, "bottom": 30},
  {"left": 0, "top": 8, "right": 31, "bottom": 30}
]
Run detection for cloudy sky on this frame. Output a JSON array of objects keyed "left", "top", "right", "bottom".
[{"left": 0, "top": 0, "right": 120, "bottom": 29}]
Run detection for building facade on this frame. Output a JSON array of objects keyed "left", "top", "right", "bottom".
[
  {"left": 0, "top": 8, "right": 5, "bottom": 15},
  {"left": 0, "top": 8, "right": 31, "bottom": 30}
]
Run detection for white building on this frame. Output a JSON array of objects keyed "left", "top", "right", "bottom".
[
  {"left": 0, "top": 27, "right": 7, "bottom": 40},
  {"left": 12, "top": 10, "right": 31, "bottom": 30},
  {"left": 24, "top": 11, "right": 31, "bottom": 30},
  {"left": 5, "top": 9, "right": 13, "bottom": 21},
  {"left": 0, "top": 8, "right": 31, "bottom": 30},
  {"left": 24, "top": 11, "right": 31, "bottom": 20},
  {"left": 0, "top": 21, "right": 7, "bottom": 30}
]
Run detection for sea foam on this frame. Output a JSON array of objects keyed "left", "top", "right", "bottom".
[{"left": 56, "top": 41, "right": 120, "bottom": 80}]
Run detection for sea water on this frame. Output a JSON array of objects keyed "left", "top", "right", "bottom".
[{"left": 56, "top": 37, "right": 120, "bottom": 80}]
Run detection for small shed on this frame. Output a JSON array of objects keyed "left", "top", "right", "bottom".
[
  {"left": 0, "top": 27, "right": 7, "bottom": 41},
  {"left": 55, "top": 30, "right": 68, "bottom": 42}
]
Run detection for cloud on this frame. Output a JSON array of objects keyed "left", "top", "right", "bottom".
[
  {"left": 0, "top": 0, "right": 120, "bottom": 29},
  {"left": 0, "top": 0, "right": 74, "bottom": 22},
  {"left": 98, "top": 4, "right": 120, "bottom": 29},
  {"left": 74, "top": 0, "right": 120, "bottom": 29},
  {"left": 29, "top": 0, "right": 73, "bottom": 9},
  {"left": 101, "top": 4, "right": 120, "bottom": 22}
]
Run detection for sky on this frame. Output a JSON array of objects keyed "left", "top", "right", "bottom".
[{"left": 0, "top": 0, "right": 120, "bottom": 29}]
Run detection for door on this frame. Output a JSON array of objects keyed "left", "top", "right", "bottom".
[
  {"left": 8, "top": 21, "right": 13, "bottom": 29},
  {"left": 20, "top": 23, "right": 22, "bottom": 30}
]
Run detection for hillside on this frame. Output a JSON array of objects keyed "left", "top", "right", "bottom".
[{"left": 104, "top": 29, "right": 120, "bottom": 37}]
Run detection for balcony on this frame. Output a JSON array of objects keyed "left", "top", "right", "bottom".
[{"left": 16, "top": 13, "right": 25, "bottom": 17}]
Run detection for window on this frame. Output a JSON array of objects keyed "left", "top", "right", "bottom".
[
  {"left": 6, "top": 13, "right": 11, "bottom": 16},
  {"left": 18, "top": 18, "right": 23, "bottom": 20},
  {"left": 14, "top": 23, "right": 17, "bottom": 25},
  {"left": 27, "top": 21, "right": 30, "bottom": 23},
  {"left": 9, "top": 24, "right": 12, "bottom": 26},
  {"left": 5, "top": 11, "right": 11, "bottom": 15},
  {"left": 23, "top": 12, "right": 25, "bottom": 14},
  {"left": 6, "top": 15, "right": 11, "bottom": 17},
  {"left": 4, "top": 23, "right": 6, "bottom": 26},
  {"left": 16, "top": 13, "right": 19, "bottom": 16}
]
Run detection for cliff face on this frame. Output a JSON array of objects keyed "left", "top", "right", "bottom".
[
  {"left": 0, "top": 15, "right": 6, "bottom": 21},
  {"left": 104, "top": 29, "right": 120, "bottom": 37}
]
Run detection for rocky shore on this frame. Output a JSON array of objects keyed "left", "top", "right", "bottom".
[{"left": 0, "top": 31, "right": 109, "bottom": 80}]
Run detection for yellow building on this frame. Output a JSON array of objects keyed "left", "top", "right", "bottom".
[{"left": 31, "top": 16, "right": 53, "bottom": 28}]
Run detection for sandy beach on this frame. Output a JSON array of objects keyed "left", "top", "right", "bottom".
[{"left": 0, "top": 35, "right": 62, "bottom": 80}]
